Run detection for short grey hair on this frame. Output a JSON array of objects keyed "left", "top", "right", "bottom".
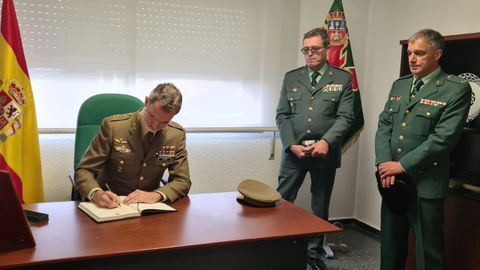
[
  {"left": 409, "top": 29, "right": 445, "bottom": 51},
  {"left": 303, "top": 28, "right": 330, "bottom": 48},
  {"left": 149, "top": 83, "right": 183, "bottom": 113}
]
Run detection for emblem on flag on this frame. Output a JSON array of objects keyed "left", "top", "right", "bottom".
[{"left": 0, "top": 81, "right": 25, "bottom": 141}]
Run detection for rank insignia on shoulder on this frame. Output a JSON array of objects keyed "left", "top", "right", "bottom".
[
  {"left": 114, "top": 144, "right": 131, "bottom": 153},
  {"left": 322, "top": 84, "right": 343, "bottom": 92},
  {"left": 390, "top": 96, "right": 401, "bottom": 101},
  {"left": 420, "top": 99, "right": 447, "bottom": 106}
]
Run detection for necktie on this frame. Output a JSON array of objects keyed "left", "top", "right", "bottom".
[
  {"left": 410, "top": 79, "right": 423, "bottom": 101},
  {"left": 311, "top": 71, "right": 320, "bottom": 87},
  {"left": 143, "top": 132, "right": 153, "bottom": 155}
]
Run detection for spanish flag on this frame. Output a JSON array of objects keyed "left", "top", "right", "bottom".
[{"left": 0, "top": 0, "right": 44, "bottom": 203}]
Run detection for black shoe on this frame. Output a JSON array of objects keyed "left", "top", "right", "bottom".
[{"left": 306, "top": 258, "right": 327, "bottom": 270}]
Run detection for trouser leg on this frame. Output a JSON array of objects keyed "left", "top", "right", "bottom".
[
  {"left": 408, "top": 198, "right": 445, "bottom": 270},
  {"left": 307, "top": 169, "right": 336, "bottom": 261},
  {"left": 380, "top": 200, "right": 409, "bottom": 270},
  {"left": 277, "top": 166, "right": 307, "bottom": 203}
]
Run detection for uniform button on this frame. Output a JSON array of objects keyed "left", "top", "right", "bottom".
[
  {"left": 389, "top": 108, "right": 393, "bottom": 112},
  {"left": 401, "top": 122, "right": 407, "bottom": 127},
  {"left": 120, "top": 160, "right": 124, "bottom": 164},
  {"left": 331, "top": 98, "right": 336, "bottom": 102},
  {"left": 399, "top": 135, "right": 405, "bottom": 140},
  {"left": 307, "top": 130, "right": 311, "bottom": 134},
  {"left": 433, "top": 162, "right": 438, "bottom": 166},
  {"left": 309, "top": 107, "right": 314, "bottom": 111},
  {"left": 397, "top": 148, "right": 402, "bottom": 153},
  {"left": 139, "top": 176, "right": 144, "bottom": 181},
  {"left": 307, "top": 118, "right": 312, "bottom": 122},
  {"left": 405, "top": 110, "right": 410, "bottom": 114},
  {"left": 310, "top": 96, "right": 315, "bottom": 100},
  {"left": 143, "top": 162, "right": 147, "bottom": 167},
  {"left": 426, "top": 112, "right": 431, "bottom": 117},
  {"left": 162, "top": 163, "right": 166, "bottom": 167},
  {"left": 418, "top": 171, "right": 423, "bottom": 174},
  {"left": 290, "top": 98, "right": 293, "bottom": 101}
]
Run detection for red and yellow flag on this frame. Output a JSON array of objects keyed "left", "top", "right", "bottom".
[
  {"left": 322, "top": 0, "right": 364, "bottom": 151},
  {"left": 0, "top": 0, "right": 43, "bottom": 203}
]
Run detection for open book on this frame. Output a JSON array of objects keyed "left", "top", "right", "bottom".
[{"left": 78, "top": 196, "right": 176, "bottom": 223}]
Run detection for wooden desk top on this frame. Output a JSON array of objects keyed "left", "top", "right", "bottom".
[{"left": 0, "top": 192, "right": 340, "bottom": 269}]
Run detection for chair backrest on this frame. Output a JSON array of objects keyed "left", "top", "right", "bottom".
[{"left": 74, "top": 93, "right": 144, "bottom": 169}]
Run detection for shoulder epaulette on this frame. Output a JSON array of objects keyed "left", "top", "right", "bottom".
[
  {"left": 395, "top": 74, "right": 414, "bottom": 82},
  {"left": 167, "top": 121, "right": 185, "bottom": 131},
  {"left": 445, "top": 74, "right": 468, "bottom": 85},
  {"left": 108, "top": 113, "right": 133, "bottom": 122},
  {"left": 330, "top": 66, "right": 350, "bottom": 75},
  {"left": 286, "top": 66, "right": 304, "bottom": 75}
]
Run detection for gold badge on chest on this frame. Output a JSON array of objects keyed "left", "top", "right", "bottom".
[{"left": 113, "top": 138, "right": 131, "bottom": 153}]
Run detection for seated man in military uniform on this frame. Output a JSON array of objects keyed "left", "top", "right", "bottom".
[{"left": 75, "top": 83, "right": 191, "bottom": 208}]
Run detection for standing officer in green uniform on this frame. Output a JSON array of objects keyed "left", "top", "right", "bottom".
[
  {"left": 276, "top": 27, "right": 354, "bottom": 270},
  {"left": 75, "top": 83, "right": 191, "bottom": 208},
  {"left": 375, "top": 29, "right": 471, "bottom": 270}
]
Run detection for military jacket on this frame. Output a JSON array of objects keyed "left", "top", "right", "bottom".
[
  {"left": 75, "top": 111, "right": 191, "bottom": 202},
  {"left": 375, "top": 70, "right": 471, "bottom": 199},
  {"left": 276, "top": 64, "right": 354, "bottom": 170}
]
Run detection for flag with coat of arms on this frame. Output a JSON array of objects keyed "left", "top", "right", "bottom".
[
  {"left": 0, "top": 0, "right": 44, "bottom": 203},
  {"left": 322, "top": 0, "right": 364, "bottom": 151}
]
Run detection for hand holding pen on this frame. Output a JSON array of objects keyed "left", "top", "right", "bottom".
[{"left": 92, "top": 183, "right": 121, "bottom": 209}]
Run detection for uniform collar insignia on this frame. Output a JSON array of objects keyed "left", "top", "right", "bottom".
[{"left": 390, "top": 96, "right": 401, "bottom": 101}]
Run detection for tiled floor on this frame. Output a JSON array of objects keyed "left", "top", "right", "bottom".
[{"left": 323, "top": 223, "right": 380, "bottom": 270}]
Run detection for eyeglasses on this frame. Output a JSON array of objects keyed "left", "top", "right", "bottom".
[{"left": 300, "top": 46, "right": 324, "bottom": 55}]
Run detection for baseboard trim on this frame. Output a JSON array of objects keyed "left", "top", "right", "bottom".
[{"left": 329, "top": 218, "right": 380, "bottom": 239}]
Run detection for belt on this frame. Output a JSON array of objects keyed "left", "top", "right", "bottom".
[{"left": 301, "top": 139, "right": 318, "bottom": 146}]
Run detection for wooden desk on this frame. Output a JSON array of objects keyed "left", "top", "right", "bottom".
[{"left": 0, "top": 192, "right": 340, "bottom": 270}]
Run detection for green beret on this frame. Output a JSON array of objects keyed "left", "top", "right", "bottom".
[{"left": 237, "top": 179, "right": 282, "bottom": 207}]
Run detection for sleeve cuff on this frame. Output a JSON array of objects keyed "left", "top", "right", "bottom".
[
  {"left": 87, "top": 188, "right": 102, "bottom": 201},
  {"left": 155, "top": 190, "right": 168, "bottom": 203}
]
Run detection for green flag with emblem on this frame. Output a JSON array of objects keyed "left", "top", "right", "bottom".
[{"left": 322, "top": 0, "right": 364, "bottom": 151}]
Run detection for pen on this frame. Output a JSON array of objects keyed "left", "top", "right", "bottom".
[{"left": 105, "top": 183, "right": 120, "bottom": 206}]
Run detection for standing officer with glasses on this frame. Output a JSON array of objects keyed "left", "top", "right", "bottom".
[{"left": 276, "top": 27, "right": 354, "bottom": 270}]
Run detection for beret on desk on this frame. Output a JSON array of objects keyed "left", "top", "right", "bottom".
[{"left": 237, "top": 179, "right": 282, "bottom": 208}]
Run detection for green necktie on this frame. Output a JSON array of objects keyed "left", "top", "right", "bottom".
[
  {"left": 311, "top": 71, "right": 320, "bottom": 87},
  {"left": 410, "top": 79, "right": 424, "bottom": 101}
]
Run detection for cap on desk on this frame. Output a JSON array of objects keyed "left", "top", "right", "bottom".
[{"left": 236, "top": 179, "right": 282, "bottom": 208}]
